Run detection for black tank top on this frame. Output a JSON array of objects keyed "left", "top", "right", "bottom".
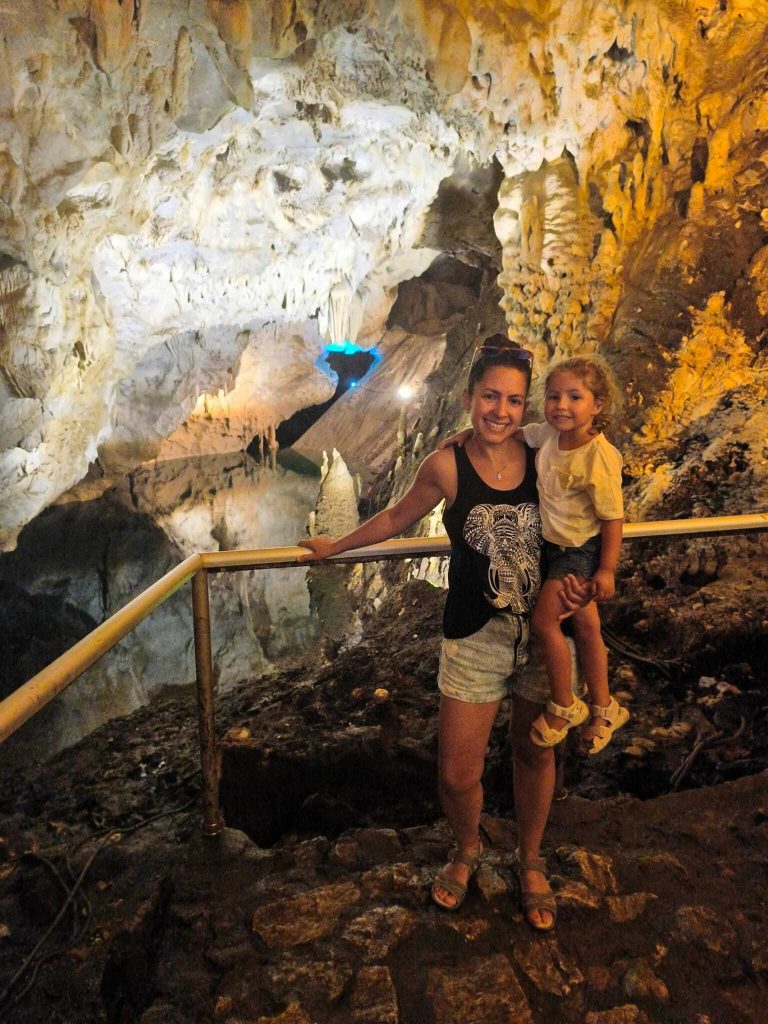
[{"left": 442, "top": 444, "right": 542, "bottom": 639}]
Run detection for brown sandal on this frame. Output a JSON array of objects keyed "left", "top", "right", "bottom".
[
  {"left": 512, "top": 848, "right": 557, "bottom": 931},
  {"left": 431, "top": 844, "right": 483, "bottom": 911}
]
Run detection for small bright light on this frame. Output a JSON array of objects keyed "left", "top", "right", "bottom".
[
  {"left": 397, "top": 385, "right": 413, "bottom": 400},
  {"left": 350, "top": 380, "right": 358, "bottom": 388}
]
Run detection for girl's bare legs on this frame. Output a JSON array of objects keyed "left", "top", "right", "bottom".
[
  {"left": 433, "top": 694, "right": 502, "bottom": 907},
  {"left": 531, "top": 578, "right": 585, "bottom": 730},
  {"left": 510, "top": 694, "right": 557, "bottom": 929},
  {"left": 571, "top": 600, "right": 611, "bottom": 745}
]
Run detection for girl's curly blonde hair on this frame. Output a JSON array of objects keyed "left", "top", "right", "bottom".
[{"left": 544, "top": 354, "right": 623, "bottom": 434}]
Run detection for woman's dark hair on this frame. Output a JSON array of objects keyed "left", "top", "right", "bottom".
[{"left": 466, "top": 332, "right": 533, "bottom": 394}]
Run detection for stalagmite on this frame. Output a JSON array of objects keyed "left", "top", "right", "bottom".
[
  {"left": 314, "top": 449, "right": 359, "bottom": 539},
  {"left": 307, "top": 448, "right": 362, "bottom": 646}
]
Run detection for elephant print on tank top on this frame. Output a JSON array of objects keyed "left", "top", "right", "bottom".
[{"left": 463, "top": 502, "right": 542, "bottom": 613}]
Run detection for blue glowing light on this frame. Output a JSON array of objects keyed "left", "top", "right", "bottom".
[
  {"left": 314, "top": 340, "right": 382, "bottom": 388},
  {"left": 319, "top": 340, "right": 382, "bottom": 364}
]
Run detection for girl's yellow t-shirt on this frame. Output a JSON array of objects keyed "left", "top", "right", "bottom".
[{"left": 521, "top": 422, "right": 623, "bottom": 548}]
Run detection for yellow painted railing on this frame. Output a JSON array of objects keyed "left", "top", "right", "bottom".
[{"left": 1, "top": 512, "right": 767, "bottom": 834}]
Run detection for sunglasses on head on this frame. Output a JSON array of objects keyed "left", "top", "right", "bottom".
[{"left": 468, "top": 343, "right": 533, "bottom": 375}]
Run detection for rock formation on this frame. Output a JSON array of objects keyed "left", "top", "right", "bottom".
[{"left": 0, "top": 452, "right": 319, "bottom": 762}]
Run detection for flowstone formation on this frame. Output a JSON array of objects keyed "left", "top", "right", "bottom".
[
  {"left": 2, "top": 0, "right": 768, "bottom": 553},
  {"left": 0, "top": 0, "right": 461, "bottom": 549}
]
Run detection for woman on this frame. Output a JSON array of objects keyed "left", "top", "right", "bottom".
[{"left": 298, "top": 336, "right": 586, "bottom": 930}]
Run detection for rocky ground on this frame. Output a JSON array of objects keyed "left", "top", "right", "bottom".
[{"left": 1, "top": 580, "right": 767, "bottom": 1024}]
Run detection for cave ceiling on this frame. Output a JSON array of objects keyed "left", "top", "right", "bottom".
[{"left": 1, "top": 0, "right": 767, "bottom": 550}]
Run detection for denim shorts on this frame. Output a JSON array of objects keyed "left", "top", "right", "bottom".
[
  {"left": 438, "top": 614, "right": 583, "bottom": 705},
  {"left": 543, "top": 534, "right": 601, "bottom": 580}
]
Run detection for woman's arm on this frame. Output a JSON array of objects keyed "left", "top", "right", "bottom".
[{"left": 297, "top": 451, "right": 452, "bottom": 562}]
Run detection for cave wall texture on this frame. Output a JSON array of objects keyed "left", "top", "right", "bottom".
[{"left": 1, "top": 0, "right": 768, "bottom": 561}]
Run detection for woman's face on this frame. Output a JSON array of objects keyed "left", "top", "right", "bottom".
[{"left": 462, "top": 364, "right": 528, "bottom": 445}]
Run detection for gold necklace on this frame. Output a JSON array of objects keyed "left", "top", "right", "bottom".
[
  {"left": 472, "top": 440, "right": 512, "bottom": 481},
  {"left": 489, "top": 459, "right": 510, "bottom": 481}
]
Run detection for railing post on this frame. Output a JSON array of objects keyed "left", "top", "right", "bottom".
[{"left": 192, "top": 568, "right": 224, "bottom": 837}]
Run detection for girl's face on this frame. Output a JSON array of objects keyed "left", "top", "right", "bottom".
[
  {"left": 543, "top": 370, "right": 602, "bottom": 441},
  {"left": 462, "top": 364, "right": 528, "bottom": 444}
]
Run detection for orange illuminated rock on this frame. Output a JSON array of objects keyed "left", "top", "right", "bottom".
[
  {"left": 208, "top": 0, "right": 253, "bottom": 69},
  {"left": 90, "top": 0, "right": 137, "bottom": 73}
]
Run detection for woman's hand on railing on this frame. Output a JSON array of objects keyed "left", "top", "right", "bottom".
[{"left": 297, "top": 536, "right": 338, "bottom": 562}]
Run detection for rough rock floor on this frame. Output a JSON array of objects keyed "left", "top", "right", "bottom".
[
  {"left": 1, "top": 581, "right": 766, "bottom": 1023},
  {"left": 130, "top": 780, "right": 768, "bottom": 1024},
  {"left": 2, "top": 778, "right": 767, "bottom": 1024}
]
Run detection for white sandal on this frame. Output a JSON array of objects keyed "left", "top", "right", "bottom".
[
  {"left": 580, "top": 696, "right": 630, "bottom": 755},
  {"left": 530, "top": 696, "right": 589, "bottom": 748}
]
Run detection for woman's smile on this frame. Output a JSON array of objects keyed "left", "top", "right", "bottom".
[{"left": 483, "top": 416, "right": 513, "bottom": 433}]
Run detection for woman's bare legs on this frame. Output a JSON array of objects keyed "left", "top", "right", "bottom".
[
  {"left": 433, "top": 693, "right": 502, "bottom": 907},
  {"left": 510, "top": 694, "right": 557, "bottom": 929}
]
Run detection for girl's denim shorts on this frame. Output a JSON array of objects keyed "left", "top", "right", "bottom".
[{"left": 543, "top": 534, "right": 601, "bottom": 580}]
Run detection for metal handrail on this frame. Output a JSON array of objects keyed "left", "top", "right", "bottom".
[
  {"left": 1, "top": 511, "right": 767, "bottom": 834},
  {"left": 0, "top": 554, "right": 203, "bottom": 746}
]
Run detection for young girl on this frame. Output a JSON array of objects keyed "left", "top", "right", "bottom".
[{"left": 524, "top": 355, "right": 628, "bottom": 754}]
